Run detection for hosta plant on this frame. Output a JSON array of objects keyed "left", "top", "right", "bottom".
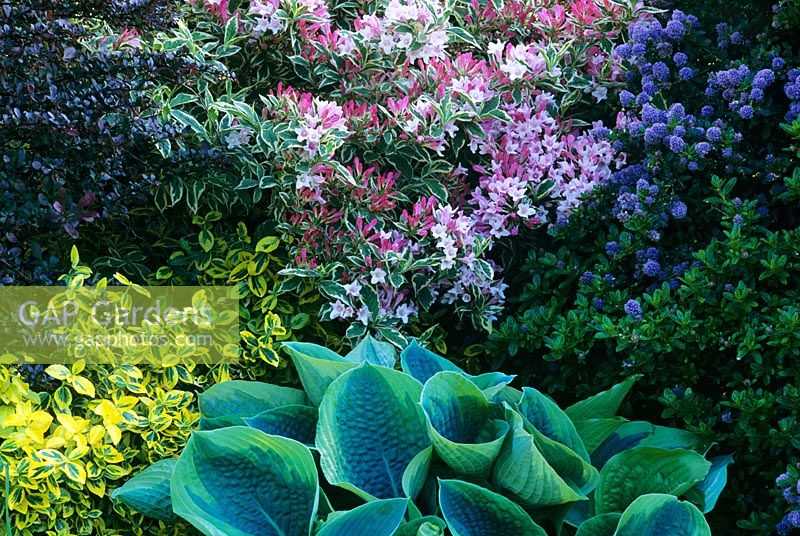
[{"left": 113, "top": 338, "right": 729, "bottom": 535}]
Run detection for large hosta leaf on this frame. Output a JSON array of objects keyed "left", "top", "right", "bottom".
[
  {"left": 198, "top": 380, "right": 307, "bottom": 429},
  {"left": 111, "top": 458, "right": 176, "bottom": 522},
  {"left": 316, "top": 498, "right": 408, "bottom": 536},
  {"left": 574, "top": 418, "right": 628, "bottom": 457},
  {"left": 639, "top": 425, "right": 701, "bottom": 450},
  {"left": 316, "top": 363, "right": 431, "bottom": 499},
  {"left": 588, "top": 421, "right": 654, "bottom": 469},
  {"left": 400, "top": 340, "right": 464, "bottom": 384},
  {"left": 171, "top": 427, "right": 318, "bottom": 536},
  {"left": 615, "top": 494, "right": 710, "bottom": 535},
  {"left": 243, "top": 405, "right": 318, "bottom": 446},
  {"left": 684, "top": 454, "right": 734, "bottom": 513},
  {"left": 491, "top": 429, "right": 585, "bottom": 507},
  {"left": 345, "top": 335, "right": 397, "bottom": 367},
  {"left": 565, "top": 376, "right": 641, "bottom": 422},
  {"left": 439, "top": 479, "right": 547, "bottom": 536},
  {"left": 283, "top": 342, "right": 356, "bottom": 406},
  {"left": 595, "top": 447, "right": 711, "bottom": 514},
  {"left": 518, "top": 388, "right": 589, "bottom": 462},
  {"left": 528, "top": 427, "right": 599, "bottom": 495},
  {"left": 574, "top": 513, "right": 620, "bottom": 536},
  {"left": 421, "top": 372, "right": 508, "bottom": 476}
]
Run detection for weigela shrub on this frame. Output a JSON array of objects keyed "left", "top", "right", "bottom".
[
  {"left": 114, "top": 338, "right": 727, "bottom": 535},
  {"left": 485, "top": 5, "right": 800, "bottom": 532},
  {"left": 150, "top": 0, "right": 651, "bottom": 341},
  {"left": 0, "top": 252, "right": 239, "bottom": 535}
]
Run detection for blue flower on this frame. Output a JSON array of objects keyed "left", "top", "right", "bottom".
[
  {"left": 644, "top": 123, "right": 669, "bottom": 146},
  {"left": 668, "top": 135, "right": 687, "bottom": 153},
  {"left": 624, "top": 299, "right": 643, "bottom": 320},
  {"left": 678, "top": 67, "right": 693, "bottom": 80},
  {"left": 733, "top": 214, "right": 744, "bottom": 225},
  {"left": 753, "top": 68, "right": 776, "bottom": 89},
  {"left": 580, "top": 271, "right": 595, "bottom": 285},
  {"left": 739, "top": 105, "right": 754, "bottom": 119},
  {"left": 620, "top": 90, "right": 636, "bottom": 106},
  {"left": 593, "top": 298, "right": 604, "bottom": 311},
  {"left": 665, "top": 20, "right": 685, "bottom": 40},
  {"left": 605, "top": 241, "right": 619, "bottom": 255},
  {"left": 701, "top": 105, "right": 714, "bottom": 118},
  {"left": 696, "top": 142, "right": 711, "bottom": 156},
  {"left": 773, "top": 57, "right": 787, "bottom": 71},
  {"left": 641, "top": 104, "right": 663, "bottom": 124},
  {"left": 667, "top": 103, "right": 685, "bottom": 121},
  {"left": 643, "top": 260, "right": 661, "bottom": 277},
  {"left": 673, "top": 52, "right": 688, "bottom": 67},
  {"left": 653, "top": 62, "right": 670, "bottom": 81},
  {"left": 670, "top": 200, "right": 687, "bottom": 219},
  {"left": 707, "top": 127, "right": 723, "bottom": 142},
  {"left": 615, "top": 43, "right": 633, "bottom": 59},
  {"left": 789, "top": 511, "right": 800, "bottom": 528}
]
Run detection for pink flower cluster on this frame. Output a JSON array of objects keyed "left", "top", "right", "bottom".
[{"left": 180, "top": 0, "right": 646, "bottom": 333}]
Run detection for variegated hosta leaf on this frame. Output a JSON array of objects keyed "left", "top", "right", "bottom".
[
  {"left": 421, "top": 371, "right": 508, "bottom": 476},
  {"left": 111, "top": 458, "right": 176, "bottom": 522},
  {"left": 574, "top": 513, "right": 621, "bottom": 536},
  {"left": 684, "top": 454, "right": 734, "bottom": 513},
  {"left": 586, "top": 421, "right": 654, "bottom": 469},
  {"left": 517, "top": 387, "right": 590, "bottom": 462},
  {"left": 439, "top": 479, "right": 547, "bottom": 536},
  {"left": 243, "top": 404, "right": 318, "bottom": 446},
  {"left": 316, "top": 498, "right": 408, "bottom": 536},
  {"left": 526, "top": 427, "right": 599, "bottom": 496},
  {"left": 595, "top": 446, "right": 711, "bottom": 514},
  {"left": 170, "top": 427, "right": 318, "bottom": 536},
  {"left": 198, "top": 380, "right": 307, "bottom": 429},
  {"left": 614, "top": 494, "right": 711, "bottom": 535},
  {"left": 283, "top": 341, "right": 356, "bottom": 406},
  {"left": 345, "top": 334, "right": 397, "bottom": 367},
  {"left": 316, "top": 363, "right": 431, "bottom": 499},
  {"left": 491, "top": 429, "right": 586, "bottom": 507},
  {"left": 565, "top": 375, "right": 641, "bottom": 422},
  {"left": 400, "top": 340, "right": 464, "bottom": 384}
]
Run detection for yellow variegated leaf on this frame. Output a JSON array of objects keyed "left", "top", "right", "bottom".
[
  {"left": 44, "top": 365, "right": 70, "bottom": 381},
  {"left": 61, "top": 461, "right": 87, "bottom": 485},
  {"left": 71, "top": 376, "right": 95, "bottom": 397}
]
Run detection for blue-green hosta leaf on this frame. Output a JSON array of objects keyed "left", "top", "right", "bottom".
[
  {"left": 518, "top": 387, "right": 590, "bottom": 462},
  {"left": 491, "top": 429, "right": 586, "bottom": 507},
  {"left": 198, "top": 380, "right": 307, "bottom": 430},
  {"left": 684, "top": 454, "right": 733, "bottom": 513},
  {"left": 283, "top": 342, "right": 356, "bottom": 406},
  {"left": 565, "top": 376, "right": 641, "bottom": 422},
  {"left": 574, "top": 418, "right": 627, "bottom": 456},
  {"left": 395, "top": 516, "right": 447, "bottom": 536},
  {"left": 400, "top": 340, "right": 464, "bottom": 383},
  {"left": 639, "top": 425, "right": 701, "bottom": 450},
  {"left": 171, "top": 427, "right": 318, "bottom": 536},
  {"left": 491, "top": 386, "right": 523, "bottom": 406},
  {"left": 421, "top": 372, "right": 508, "bottom": 476},
  {"left": 316, "top": 363, "right": 431, "bottom": 499},
  {"left": 574, "top": 513, "right": 620, "bottom": 536},
  {"left": 111, "top": 458, "right": 176, "bottom": 522},
  {"left": 402, "top": 446, "right": 433, "bottom": 500},
  {"left": 243, "top": 405, "right": 318, "bottom": 446},
  {"left": 614, "top": 494, "right": 711, "bottom": 536},
  {"left": 345, "top": 335, "right": 397, "bottom": 367},
  {"left": 589, "top": 421, "right": 654, "bottom": 468},
  {"left": 528, "top": 427, "right": 599, "bottom": 495},
  {"left": 468, "top": 372, "right": 515, "bottom": 399},
  {"left": 595, "top": 447, "right": 711, "bottom": 514},
  {"left": 316, "top": 498, "right": 408, "bottom": 536},
  {"left": 439, "top": 479, "right": 547, "bottom": 536}
]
